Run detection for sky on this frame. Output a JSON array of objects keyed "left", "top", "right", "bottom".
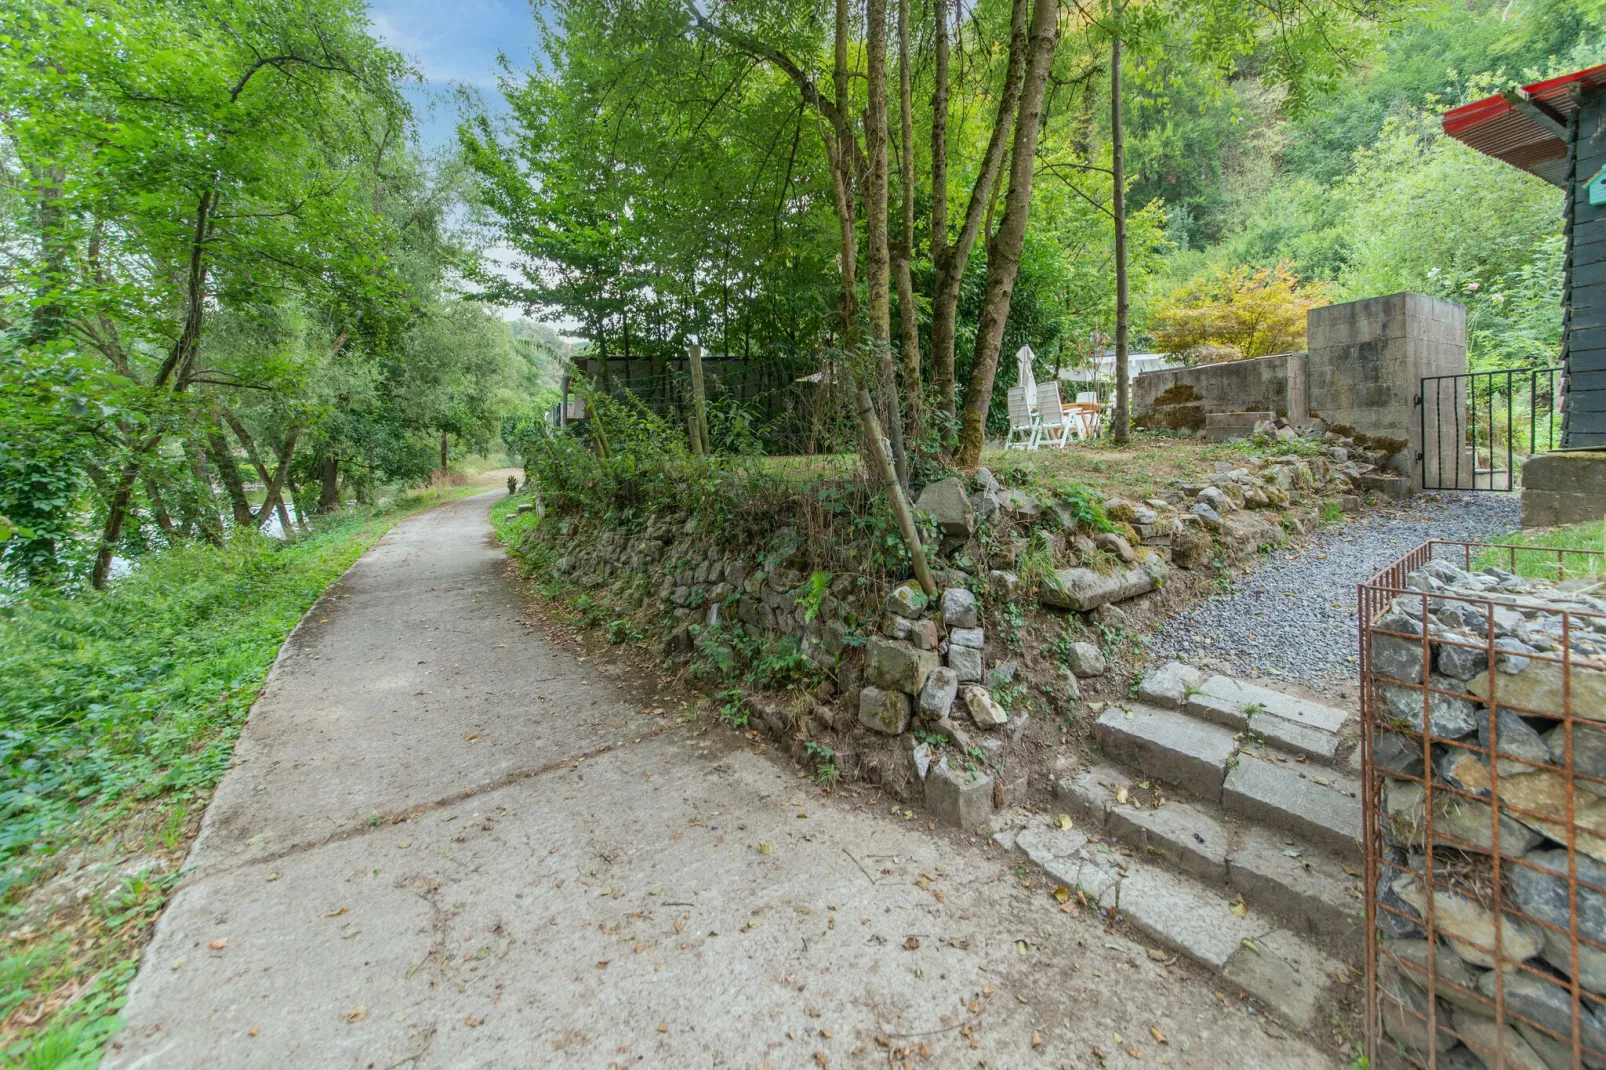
[
  {"left": 366, "top": 0, "right": 553, "bottom": 323},
  {"left": 366, "top": 0, "right": 549, "bottom": 149}
]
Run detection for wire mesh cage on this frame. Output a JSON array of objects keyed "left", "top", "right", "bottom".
[{"left": 1360, "top": 539, "right": 1606, "bottom": 1068}]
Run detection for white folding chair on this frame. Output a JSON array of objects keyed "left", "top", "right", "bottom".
[
  {"left": 1004, "top": 386, "right": 1040, "bottom": 450},
  {"left": 1036, "top": 382, "right": 1071, "bottom": 448}
]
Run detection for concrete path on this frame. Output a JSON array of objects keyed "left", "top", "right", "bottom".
[{"left": 106, "top": 491, "right": 1340, "bottom": 1069}]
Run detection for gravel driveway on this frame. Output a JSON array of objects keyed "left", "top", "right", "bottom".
[{"left": 1152, "top": 492, "right": 1522, "bottom": 696}]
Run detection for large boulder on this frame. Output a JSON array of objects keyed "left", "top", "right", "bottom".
[
  {"left": 1469, "top": 659, "right": 1606, "bottom": 722},
  {"left": 919, "top": 667, "right": 959, "bottom": 720},
  {"left": 916, "top": 477, "right": 975, "bottom": 537},
  {"left": 863, "top": 636, "right": 940, "bottom": 695},
  {"left": 885, "top": 581, "right": 930, "bottom": 619},
  {"left": 858, "top": 686, "right": 911, "bottom": 735},
  {"left": 964, "top": 685, "right": 1009, "bottom": 729},
  {"left": 1064, "top": 641, "right": 1107, "bottom": 678},
  {"left": 1513, "top": 850, "right": 1606, "bottom": 994},
  {"left": 940, "top": 587, "right": 979, "bottom": 628},
  {"left": 947, "top": 644, "right": 983, "bottom": 682},
  {"left": 1040, "top": 556, "right": 1169, "bottom": 612},
  {"left": 1393, "top": 873, "right": 1545, "bottom": 968}
]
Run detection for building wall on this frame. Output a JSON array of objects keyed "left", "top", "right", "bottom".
[{"left": 1566, "top": 90, "right": 1606, "bottom": 447}]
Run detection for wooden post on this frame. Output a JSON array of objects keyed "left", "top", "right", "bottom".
[
  {"left": 688, "top": 343, "right": 710, "bottom": 455},
  {"left": 855, "top": 386, "right": 937, "bottom": 597}
]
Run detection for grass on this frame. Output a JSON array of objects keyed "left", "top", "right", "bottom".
[
  {"left": 0, "top": 481, "right": 483, "bottom": 1066},
  {"left": 1474, "top": 518, "right": 1606, "bottom": 580},
  {"left": 981, "top": 430, "right": 1275, "bottom": 502}
]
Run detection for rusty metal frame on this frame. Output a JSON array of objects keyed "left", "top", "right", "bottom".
[{"left": 1361, "top": 539, "right": 1606, "bottom": 1068}]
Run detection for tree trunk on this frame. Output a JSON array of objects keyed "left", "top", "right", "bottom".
[
  {"left": 929, "top": 0, "right": 951, "bottom": 426},
  {"left": 954, "top": 0, "right": 1060, "bottom": 469},
  {"left": 830, "top": 0, "right": 859, "bottom": 342},
  {"left": 320, "top": 452, "right": 340, "bottom": 513},
  {"left": 183, "top": 437, "right": 226, "bottom": 547},
  {"left": 930, "top": 0, "right": 1030, "bottom": 447},
  {"left": 866, "top": 0, "right": 908, "bottom": 486},
  {"left": 1111, "top": 33, "right": 1131, "bottom": 445},
  {"left": 91, "top": 461, "right": 139, "bottom": 589},
  {"left": 144, "top": 473, "right": 181, "bottom": 547},
  {"left": 855, "top": 387, "right": 936, "bottom": 597},
  {"left": 206, "top": 426, "right": 253, "bottom": 527},
  {"left": 439, "top": 431, "right": 449, "bottom": 473},
  {"left": 894, "top": 0, "right": 922, "bottom": 449}
]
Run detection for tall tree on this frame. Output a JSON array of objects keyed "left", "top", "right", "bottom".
[{"left": 954, "top": 0, "right": 1061, "bottom": 467}]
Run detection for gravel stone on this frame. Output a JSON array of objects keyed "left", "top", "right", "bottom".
[{"left": 1154, "top": 493, "right": 1520, "bottom": 689}]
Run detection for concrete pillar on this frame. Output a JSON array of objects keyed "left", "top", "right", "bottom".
[{"left": 1307, "top": 293, "right": 1467, "bottom": 493}]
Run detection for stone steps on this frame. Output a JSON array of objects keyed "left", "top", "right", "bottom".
[
  {"left": 1068, "top": 661, "right": 1366, "bottom": 990},
  {"left": 1140, "top": 663, "right": 1351, "bottom": 766},
  {"left": 1056, "top": 763, "right": 1363, "bottom": 944},
  {"left": 996, "top": 812, "right": 1352, "bottom": 1032},
  {"left": 1090, "top": 700, "right": 1363, "bottom": 856}
]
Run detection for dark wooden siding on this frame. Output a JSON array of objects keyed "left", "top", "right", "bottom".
[{"left": 1565, "top": 93, "right": 1606, "bottom": 445}]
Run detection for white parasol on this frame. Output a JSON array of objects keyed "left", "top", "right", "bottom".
[{"left": 1016, "top": 345, "right": 1039, "bottom": 411}]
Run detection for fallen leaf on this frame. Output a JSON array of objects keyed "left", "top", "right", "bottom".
[
  {"left": 805, "top": 1002, "right": 822, "bottom": 1018},
  {"left": 464, "top": 1016, "right": 482, "bottom": 1028},
  {"left": 341, "top": 927, "right": 360, "bottom": 939},
  {"left": 1126, "top": 1045, "right": 1143, "bottom": 1059},
  {"left": 208, "top": 938, "right": 228, "bottom": 951},
  {"left": 1032, "top": 1030, "right": 1044, "bottom": 1048},
  {"left": 1241, "top": 938, "right": 1261, "bottom": 955},
  {"left": 1229, "top": 894, "right": 1247, "bottom": 918},
  {"left": 657, "top": 1022, "right": 669, "bottom": 1033},
  {"left": 904, "top": 936, "right": 920, "bottom": 950},
  {"left": 813, "top": 1054, "right": 829, "bottom": 1068},
  {"left": 347, "top": 1005, "right": 366, "bottom": 1023},
  {"left": 326, "top": 907, "right": 348, "bottom": 918},
  {"left": 1115, "top": 787, "right": 1128, "bottom": 805},
  {"left": 1015, "top": 940, "right": 1029, "bottom": 955},
  {"left": 1055, "top": 814, "right": 1074, "bottom": 830},
  {"left": 759, "top": 842, "right": 773, "bottom": 855},
  {"left": 1149, "top": 1025, "right": 1167, "bottom": 1045},
  {"left": 248, "top": 1024, "right": 260, "bottom": 1037},
  {"left": 1053, "top": 885, "right": 1071, "bottom": 904},
  {"left": 463, "top": 734, "right": 483, "bottom": 742},
  {"left": 596, "top": 961, "right": 609, "bottom": 969}
]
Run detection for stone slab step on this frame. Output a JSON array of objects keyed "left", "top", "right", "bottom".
[
  {"left": 1245, "top": 713, "right": 1341, "bottom": 764},
  {"left": 1004, "top": 814, "right": 1349, "bottom": 1031},
  {"left": 1224, "top": 755, "right": 1362, "bottom": 860},
  {"left": 1137, "top": 663, "right": 1349, "bottom": 766},
  {"left": 1091, "top": 703, "right": 1238, "bottom": 803},
  {"left": 1057, "top": 764, "right": 1362, "bottom": 943},
  {"left": 1055, "top": 766, "right": 1229, "bottom": 885},
  {"left": 1227, "top": 828, "right": 1364, "bottom": 944},
  {"left": 1185, "top": 675, "right": 1349, "bottom": 736}
]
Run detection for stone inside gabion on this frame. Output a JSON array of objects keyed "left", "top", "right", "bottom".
[{"left": 1371, "top": 558, "right": 1606, "bottom": 1068}]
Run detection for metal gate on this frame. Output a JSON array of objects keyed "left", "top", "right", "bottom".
[{"left": 1418, "top": 367, "right": 1564, "bottom": 490}]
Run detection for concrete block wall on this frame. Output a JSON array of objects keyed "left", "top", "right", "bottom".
[
  {"left": 1133, "top": 352, "right": 1307, "bottom": 430},
  {"left": 1307, "top": 293, "right": 1467, "bottom": 489}
]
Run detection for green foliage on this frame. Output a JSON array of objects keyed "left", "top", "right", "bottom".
[
  {"left": 1475, "top": 520, "right": 1606, "bottom": 579},
  {"left": 803, "top": 742, "right": 838, "bottom": 788},
  {"left": 1144, "top": 1, "right": 1605, "bottom": 372},
  {"left": 0, "top": 486, "right": 467, "bottom": 1059}
]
